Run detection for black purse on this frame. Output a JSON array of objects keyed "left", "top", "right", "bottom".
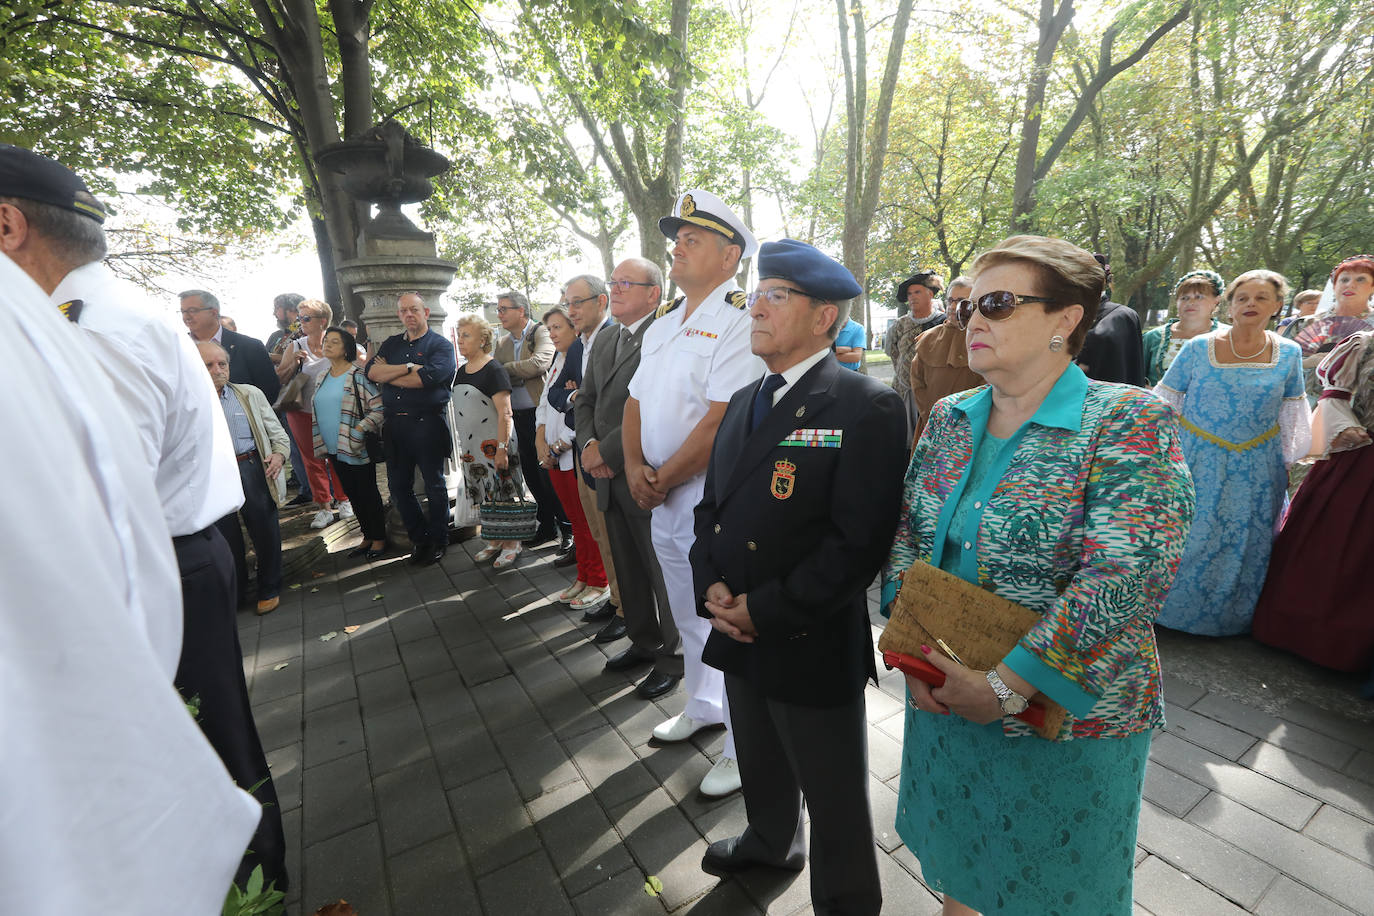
[{"left": 351, "top": 372, "right": 386, "bottom": 463}]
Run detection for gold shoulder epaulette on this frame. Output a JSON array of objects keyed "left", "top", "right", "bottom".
[
  {"left": 727, "top": 290, "right": 748, "bottom": 310},
  {"left": 655, "top": 295, "right": 685, "bottom": 319}
]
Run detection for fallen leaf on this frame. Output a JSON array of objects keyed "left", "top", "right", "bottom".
[
  {"left": 372, "top": 593, "right": 384, "bottom": 601},
  {"left": 643, "top": 875, "right": 663, "bottom": 897},
  {"left": 288, "top": 583, "right": 302, "bottom": 590},
  {"left": 273, "top": 663, "right": 289, "bottom": 671},
  {"left": 319, "top": 631, "right": 339, "bottom": 642},
  {"left": 343, "top": 625, "right": 359, "bottom": 634},
  {"left": 313, "top": 902, "right": 358, "bottom": 916},
  {"left": 311, "top": 571, "right": 326, "bottom": 579},
  {"left": 310, "top": 586, "right": 320, "bottom": 593}
]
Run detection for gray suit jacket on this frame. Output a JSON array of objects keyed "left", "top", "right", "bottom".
[{"left": 574, "top": 314, "right": 657, "bottom": 511}]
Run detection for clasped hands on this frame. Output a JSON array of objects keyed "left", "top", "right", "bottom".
[
  {"left": 704, "top": 581, "right": 755, "bottom": 643},
  {"left": 580, "top": 441, "right": 614, "bottom": 479},
  {"left": 904, "top": 645, "right": 1006, "bottom": 725},
  {"left": 626, "top": 462, "right": 667, "bottom": 509}
]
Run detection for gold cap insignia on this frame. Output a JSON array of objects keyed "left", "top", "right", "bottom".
[{"left": 681, "top": 194, "right": 696, "bottom": 217}]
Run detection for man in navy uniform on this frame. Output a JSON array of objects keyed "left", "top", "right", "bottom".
[{"left": 689, "top": 239, "right": 908, "bottom": 915}]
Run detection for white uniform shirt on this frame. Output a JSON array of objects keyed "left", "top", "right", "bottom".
[
  {"left": 628, "top": 279, "right": 764, "bottom": 468},
  {"left": 0, "top": 254, "right": 260, "bottom": 914},
  {"left": 52, "top": 261, "right": 243, "bottom": 536}
]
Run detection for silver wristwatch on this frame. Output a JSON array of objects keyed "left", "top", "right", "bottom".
[{"left": 986, "top": 669, "right": 1029, "bottom": 716}]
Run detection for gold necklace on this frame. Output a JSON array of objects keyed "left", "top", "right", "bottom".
[{"left": 1227, "top": 330, "right": 1269, "bottom": 360}]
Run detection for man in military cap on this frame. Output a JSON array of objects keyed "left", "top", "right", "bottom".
[
  {"left": 885, "top": 268, "right": 945, "bottom": 444},
  {"left": 689, "top": 238, "right": 907, "bottom": 914},
  {"left": 623, "top": 189, "right": 764, "bottom": 797},
  {"left": 0, "top": 143, "right": 287, "bottom": 892}
]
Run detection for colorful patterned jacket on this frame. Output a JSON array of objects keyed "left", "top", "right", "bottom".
[{"left": 882, "top": 364, "right": 1195, "bottom": 739}]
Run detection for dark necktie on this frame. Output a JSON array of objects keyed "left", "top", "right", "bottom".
[
  {"left": 751, "top": 374, "right": 786, "bottom": 431},
  {"left": 615, "top": 326, "right": 633, "bottom": 360}
]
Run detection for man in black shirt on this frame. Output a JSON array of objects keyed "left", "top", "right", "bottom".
[{"left": 366, "top": 292, "right": 457, "bottom": 564}]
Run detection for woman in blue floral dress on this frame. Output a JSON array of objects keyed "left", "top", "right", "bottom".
[{"left": 1153, "top": 270, "right": 1311, "bottom": 635}]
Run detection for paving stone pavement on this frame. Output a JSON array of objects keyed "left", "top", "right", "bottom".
[{"left": 240, "top": 533, "right": 1374, "bottom": 916}]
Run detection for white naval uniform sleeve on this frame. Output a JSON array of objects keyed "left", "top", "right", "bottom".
[
  {"left": 0, "top": 254, "right": 259, "bottom": 916},
  {"left": 53, "top": 262, "right": 244, "bottom": 535},
  {"left": 706, "top": 307, "right": 764, "bottom": 402}
]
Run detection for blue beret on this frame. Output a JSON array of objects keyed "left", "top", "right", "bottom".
[{"left": 757, "top": 238, "right": 861, "bottom": 301}]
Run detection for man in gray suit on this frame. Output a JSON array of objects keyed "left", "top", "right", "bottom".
[{"left": 576, "top": 257, "right": 681, "bottom": 699}]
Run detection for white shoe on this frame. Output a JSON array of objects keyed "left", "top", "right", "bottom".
[
  {"left": 337, "top": 500, "right": 355, "bottom": 519},
  {"left": 699, "top": 756, "right": 741, "bottom": 798},
  {"left": 475, "top": 544, "right": 501, "bottom": 563},
  {"left": 557, "top": 581, "right": 588, "bottom": 603},
  {"left": 493, "top": 547, "right": 521, "bottom": 569},
  {"left": 309, "top": 509, "right": 335, "bottom": 529},
  {"left": 570, "top": 586, "right": 609, "bottom": 611},
  {"left": 652, "top": 713, "right": 713, "bottom": 743}
]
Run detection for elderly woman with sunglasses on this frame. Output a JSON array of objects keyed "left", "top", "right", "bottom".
[
  {"left": 884, "top": 235, "right": 1194, "bottom": 916},
  {"left": 1152, "top": 270, "right": 1311, "bottom": 636}
]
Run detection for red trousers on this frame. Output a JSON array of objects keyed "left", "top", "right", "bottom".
[
  {"left": 286, "top": 410, "right": 339, "bottom": 505},
  {"left": 548, "top": 466, "right": 606, "bottom": 587}
]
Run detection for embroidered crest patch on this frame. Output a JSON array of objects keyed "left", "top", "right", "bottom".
[{"left": 770, "top": 459, "right": 796, "bottom": 499}]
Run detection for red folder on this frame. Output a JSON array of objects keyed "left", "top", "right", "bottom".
[{"left": 882, "top": 650, "right": 1047, "bottom": 728}]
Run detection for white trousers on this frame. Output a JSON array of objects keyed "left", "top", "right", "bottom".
[{"left": 651, "top": 474, "right": 735, "bottom": 760}]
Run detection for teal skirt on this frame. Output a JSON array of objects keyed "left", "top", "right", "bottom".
[{"left": 895, "top": 709, "right": 1150, "bottom": 915}]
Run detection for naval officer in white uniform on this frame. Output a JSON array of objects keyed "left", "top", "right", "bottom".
[{"left": 623, "top": 189, "right": 765, "bottom": 797}]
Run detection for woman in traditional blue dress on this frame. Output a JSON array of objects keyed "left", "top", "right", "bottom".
[{"left": 1153, "top": 269, "right": 1311, "bottom": 635}]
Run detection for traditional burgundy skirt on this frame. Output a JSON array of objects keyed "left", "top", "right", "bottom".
[{"left": 1253, "top": 445, "right": 1374, "bottom": 672}]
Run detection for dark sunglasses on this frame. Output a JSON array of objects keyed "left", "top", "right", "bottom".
[{"left": 953, "top": 291, "right": 1057, "bottom": 329}]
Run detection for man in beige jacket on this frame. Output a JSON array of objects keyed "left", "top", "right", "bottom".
[
  {"left": 495, "top": 289, "right": 568, "bottom": 548},
  {"left": 200, "top": 340, "right": 290, "bottom": 615}
]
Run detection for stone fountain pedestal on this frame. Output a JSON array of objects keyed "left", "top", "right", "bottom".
[{"left": 335, "top": 253, "right": 455, "bottom": 342}]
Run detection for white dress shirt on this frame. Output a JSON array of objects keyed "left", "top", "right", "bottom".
[
  {"left": 767, "top": 346, "right": 832, "bottom": 404},
  {"left": 52, "top": 261, "right": 243, "bottom": 535},
  {"left": 0, "top": 253, "right": 259, "bottom": 914}
]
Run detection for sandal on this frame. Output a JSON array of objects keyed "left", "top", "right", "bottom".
[
  {"left": 493, "top": 547, "right": 521, "bottom": 569},
  {"left": 558, "top": 581, "right": 588, "bottom": 603},
  {"left": 475, "top": 544, "right": 501, "bottom": 563}
]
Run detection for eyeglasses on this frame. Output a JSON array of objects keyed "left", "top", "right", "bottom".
[
  {"left": 609, "top": 280, "right": 656, "bottom": 292},
  {"left": 952, "top": 291, "right": 1057, "bottom": 329},
  {"left": 1176, "top": 293, "right": 1211, "bottom": 303},
  {"left": 180, "top": 306, "right": 214, "bottom": 317},
  {"left": 746, "top": 286, "right": 813, "bottom": 308},
  {"left": 298, "top": 315, "right": 318, "bottom": 323},
  {"left": 496, "top": 305, "right": 523, "bottom": 314},
  {"left": 561, "top": 294, "right": 599, "bottom": 308}
]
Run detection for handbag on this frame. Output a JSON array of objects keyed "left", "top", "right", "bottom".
[
  {"left": 273, "top": 367, "right": 310, "bottom": 412},
  {"left": 351, "top": 372, "right": 385, "bottom": 463},
  {"left": 478, "top": 489, "right": 539, "bottom": 541},
  {"left": 878, "top": 559, "right": 1067, "bottom": 739}
]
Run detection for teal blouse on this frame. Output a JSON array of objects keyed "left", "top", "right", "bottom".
[{"left": 883, "top": 364, "right": 1196, "bottom": 739}]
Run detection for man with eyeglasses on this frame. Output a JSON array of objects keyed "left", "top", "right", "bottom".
[
  {"left": 623, "top": 189, "right": 764, "bottom": 797},
  {"left": 546, "top": 274, "right": 616, "bottom": 576},
  {"left": 575, "top": 258, "right": 682, "bottom": 698},
  {"left": 689, "top": 239, "right": 905, "bottom": 913},
  {"left": 181, "top": 288, "right": 282, "bottom": 403},
  {"left": 494, "top": 289, "right": 568, "bottom": 550}
]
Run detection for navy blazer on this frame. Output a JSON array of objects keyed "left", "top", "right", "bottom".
[
  {"left": 690, "top": 354, "right": 909, "bottom": 707},
  {"left": 222, "top": 327, "right": 281, "bottom": 404},
  {"left": 545, "top": 337, "right": 584, "bottom": 421}
]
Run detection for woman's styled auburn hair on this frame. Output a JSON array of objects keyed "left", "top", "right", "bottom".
[
  {"left": 1224, "top": 269, "right": 1290, "bottom": 305},
  {"left": 456, "top": 314, "right": 495, "bottom": 354},
  {"left": 969, "top": 235, "right": 1105, "bottom": 355},
  {"left": 1332, "top": 256, "right": 1374, "bottom": 284}
]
